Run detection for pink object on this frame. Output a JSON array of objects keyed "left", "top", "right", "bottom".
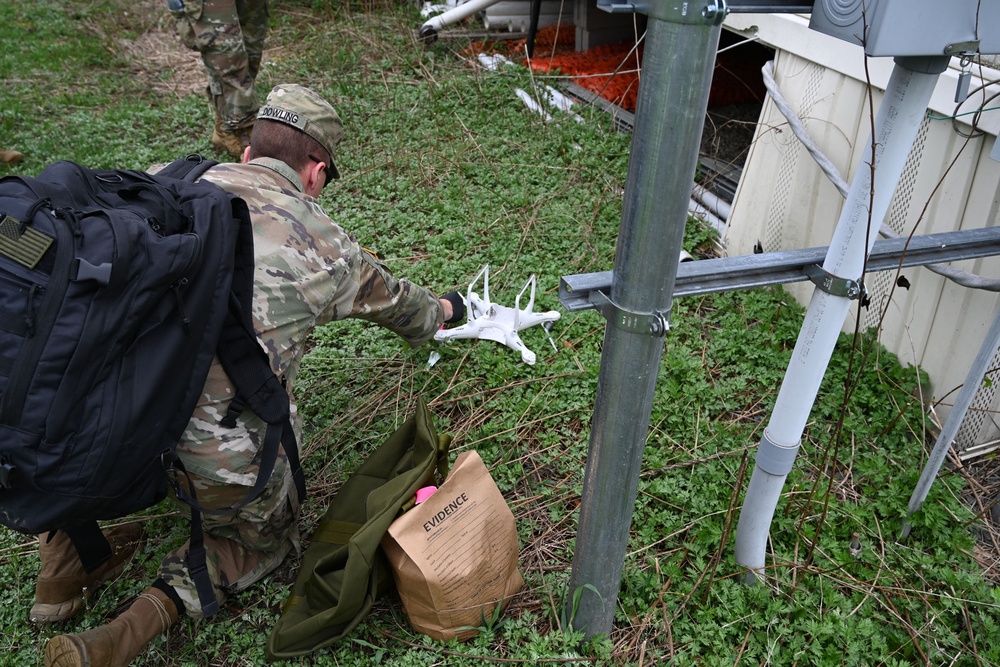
[{"left": 414, "top": 486, "right": 437, "bottom": 504}]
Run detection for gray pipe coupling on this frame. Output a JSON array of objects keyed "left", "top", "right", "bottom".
[{"left": 755, "top": 429, "right": 800, "bottom": 476}]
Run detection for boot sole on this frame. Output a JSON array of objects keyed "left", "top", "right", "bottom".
[
  {"left": 43, "top": 634, "right": 90, "bottom": 667},
  {"left": 29, "top": 559, "right": 129, "bottom": 624}
]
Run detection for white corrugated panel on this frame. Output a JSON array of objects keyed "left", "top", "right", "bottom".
[{"left": 723, "top": 14, "right": 1000, "bottom": 453}]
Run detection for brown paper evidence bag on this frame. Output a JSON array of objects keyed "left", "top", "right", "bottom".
[{"left": 382, "top": 450, "right": 524, "bottom": 641}]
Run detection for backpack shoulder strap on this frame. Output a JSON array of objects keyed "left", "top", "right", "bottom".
[
  {"left": 156, "top": 154, "right": 219, "bottom": 182},
  {"left": 161, "top": 158, "right": 306, "bottom": 615},
  {"left": 212, "top": 182, "right": 307, "bottom": 506}
]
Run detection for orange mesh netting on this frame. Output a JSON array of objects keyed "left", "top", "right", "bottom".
[
  {"left": 464, "top": 25, "right": 643, "bottom": 113},
  {"left": 522, "top": 32, "right": 643, "bottom": 113},
  {"left": 464, "top": 25, "right": 766, "bottom": 114}
]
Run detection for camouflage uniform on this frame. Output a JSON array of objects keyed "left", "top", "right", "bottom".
[
  {"left": 155, "top": 157, "right": 445, "bottom": 618},
  {"left": 170, "top": 0, "right": 268, "bottom": 131}
]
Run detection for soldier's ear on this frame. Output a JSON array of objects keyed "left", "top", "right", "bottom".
[{"left": 302, "top": 158, "right": 326, "bottom": 198}]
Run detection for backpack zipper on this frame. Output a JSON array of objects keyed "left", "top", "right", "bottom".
[
  {"left": 23, "top": 284, "right": 43, "bottom": 337},
  {"left": 171, "top": 276, "right": 191, "bottom": 334}
]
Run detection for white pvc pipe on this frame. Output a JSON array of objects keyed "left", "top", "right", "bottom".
[
  {"left": 482, "top": 15, "right": 557, "bottom": 32},
  {"left": 734, "top": 57, "right": 949, "bottom": 579},
  {"left": 687, "top": 198, "right": 727, "bottom": 236},
  {"left": 422, "top": 0, "right": 502, "bottom": 32},
  {"left": 691, "top": 181, "right": 732, "bottom": 221},
  {"left": 901, "top": 307, "right": 1000, "bottom": 539}
]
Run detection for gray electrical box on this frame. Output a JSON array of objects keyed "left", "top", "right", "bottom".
[{"left": 809, "top": 0, "right": 1000, "bottom": 57}]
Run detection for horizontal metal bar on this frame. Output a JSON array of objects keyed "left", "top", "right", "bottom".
[
  {"left": 726, "top": 1, "right": 813, "bottom": 12},
  {"left": 596, "top": 0, "right": 812, "bottom": 18},
  {"left": 560, "top": 226, "right": 1000, "bottom": 312}
]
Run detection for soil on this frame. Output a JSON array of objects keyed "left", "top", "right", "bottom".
[{"left": 107, "top": 0, "right": 206, "bottom": 98}]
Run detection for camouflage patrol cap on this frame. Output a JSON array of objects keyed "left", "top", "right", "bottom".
[{"left": 257, "top": 84, "right": 343, "bottom": 179}]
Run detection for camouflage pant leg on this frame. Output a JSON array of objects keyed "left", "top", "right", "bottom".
[
  {"left": 236, "top": 0, "right": 268, "bottom": 80},
  {"left": 158, "top": 462, "right": 300, "bottom": 619},
  {"left": 173, "top": 0, "right": 269, "bottom": 129}
]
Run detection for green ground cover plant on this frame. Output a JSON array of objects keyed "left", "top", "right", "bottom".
[{"left": 1, "top": 1, "right": 998, "bottom": 666}]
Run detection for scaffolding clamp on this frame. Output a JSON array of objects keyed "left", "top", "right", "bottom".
[
  {"left": 590, "top": 291, "right": 670, "bottom": 337},
  {"left": 803, "top": 265, "right": 867, "bottom": 301}
]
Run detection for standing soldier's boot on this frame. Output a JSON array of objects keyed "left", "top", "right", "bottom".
[
  {"left": 210, "top": 121, "right": 254, "bottom": 159},
  {"left": 31, "top": 524, "right": 145, "bottom": 624},
  {"left": 43, "top": 585, "right": 179, "bottom": 667},
  {"left": 207, "top": 89, "right": 255, "bottom": 159}
]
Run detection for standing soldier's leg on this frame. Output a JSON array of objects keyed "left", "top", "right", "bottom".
[
  {"left": 171, "top": 0, "right": 265, "bottom": 158},
  {"left": 237, "top": 0, "right": 269, "bottom": 81}
]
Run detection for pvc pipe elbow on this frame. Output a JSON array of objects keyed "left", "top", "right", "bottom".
[{"left": 418, "top": 24, "right": 439, "bottom": 44}]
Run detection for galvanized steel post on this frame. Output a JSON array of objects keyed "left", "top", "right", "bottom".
[{"left": 567, "top": 3, "right": 725, "bottom": 637}]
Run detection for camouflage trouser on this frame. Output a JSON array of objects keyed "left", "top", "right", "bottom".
[
  {"left": 158, "top": 449, "right": 300, "bottom": 619},
  {"left": 171, "top": 0, "right": 269, "bottom": 130}
]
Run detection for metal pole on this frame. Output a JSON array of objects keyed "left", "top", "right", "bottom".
[
  {"left": 901, "top": 308, "right": 1000, "bottom": 539},
  {"left": 567, "top": 5, "right": 724, "bottom": 637}
]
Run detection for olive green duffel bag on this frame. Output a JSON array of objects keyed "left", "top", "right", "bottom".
[{"left": 266, "top": 397, "right": 450, "bottom": 661}]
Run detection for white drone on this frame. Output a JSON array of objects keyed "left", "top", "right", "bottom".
[{"left": 434, "top": 265, "right": 561, "bottom": 365}]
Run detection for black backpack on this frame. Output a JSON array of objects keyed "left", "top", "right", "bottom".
[{"left": 0, "top": 155, "right": 305, "bottom": 615}]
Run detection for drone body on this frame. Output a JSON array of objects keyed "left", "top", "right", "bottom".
[{"left": 434, "top": 265, "right": 561, "bottom": 365}]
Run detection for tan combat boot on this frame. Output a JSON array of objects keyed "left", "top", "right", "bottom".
[
  {"left": 0, "top": 149, "right": 24, "bottom": 164},
  {"left": 31, "top": 524, "right": 145, "bottom": 624},
  {"left": 210, "top": 122, "right": 253, "bottom": 159},
  {"left": 43, "top": 586, "right": 178, "bottom": 667}
]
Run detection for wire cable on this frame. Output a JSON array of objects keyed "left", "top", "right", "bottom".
[{"left": 761, "top": 60, "right": 1000, "bottom": 292}]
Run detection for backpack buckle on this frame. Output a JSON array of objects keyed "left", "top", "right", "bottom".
[
  {"left": 0, "top": 457, "right": 15, "bottom": 488},
  {"left": 160, "top": 450, "right": 181, "bottom": 488},
  {"left": 220, "top": 396, "right": 246, "bottom": 428},
  {"left": 72, "top": 257, "right": 113, "bottom": 285}
]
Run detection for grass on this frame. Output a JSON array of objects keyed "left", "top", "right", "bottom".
[{"left": 2, "top": 1, "right": 999, "bottom": 666}]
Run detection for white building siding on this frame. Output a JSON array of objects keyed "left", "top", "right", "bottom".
[{"left": 722, "top": 14, "right": 1000, "bottom": 452}]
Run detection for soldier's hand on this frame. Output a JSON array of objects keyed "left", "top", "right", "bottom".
[{"left": 440, "top": 291, "right": 465, "bottom": 324}]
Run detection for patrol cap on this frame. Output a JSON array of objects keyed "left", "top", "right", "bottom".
[{"left": 257, "top": 84, "right": 343, "bottom": 179}]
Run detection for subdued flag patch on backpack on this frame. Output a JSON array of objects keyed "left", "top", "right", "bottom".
[{"left": 0, "top": 211, "right": 53, "bottom": 269}]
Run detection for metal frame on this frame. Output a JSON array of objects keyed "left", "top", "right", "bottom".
[
  {"left": 560, "top": 0, "right": 998, "bottom": 639},
  {"left": 597, "top": 0, "right": 813, "bottom": 15},
  {"left": 560, "top": 226, "right": 1000, "bottom": 310}
]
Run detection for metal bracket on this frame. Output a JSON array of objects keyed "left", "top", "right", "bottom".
[
  {"left": 597, "top": 0, "right": 729, "bottom": 25},
  {"left": 945, "top": 40, "right": 980, "bottom": 57},
  {"left": 590, "top": 291, "right": 670, "bottom": 337},
  {"left": 803, "top": 264, "right": 866, "bottom": 300}
]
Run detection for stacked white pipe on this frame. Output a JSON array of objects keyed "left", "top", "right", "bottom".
[{"left": 482, "top": 1, "right": 572, "bottom": 33}]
